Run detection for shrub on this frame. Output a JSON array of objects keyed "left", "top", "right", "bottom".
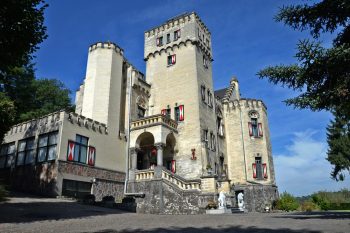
[
  {"left": 275, "top": 192, "right": 299, "bottom": 211},
  {"left": 311, "top": 192, "right": 331, "bottom": 210},
  {"left": 0, "top": 184, "right": 8, "bottom": 202},
  {"left": 300, "top": 200, "right": 319, "bottom": 212},
  {"left": 82, "top": 194, "right": 95, "bottom": 204},
  {"left": 102, "top": 195, "right": 115, "bottom": 203}
]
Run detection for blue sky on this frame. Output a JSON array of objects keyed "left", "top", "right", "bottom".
[{"left": 34, "top": 0, "right": 349, "bottom": 196}]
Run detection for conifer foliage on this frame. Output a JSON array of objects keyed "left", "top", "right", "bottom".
[{"left": 258, "top": 0, "right": 350, "bottom": 180}]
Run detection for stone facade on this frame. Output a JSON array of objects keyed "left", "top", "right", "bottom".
[{"left": 0, "top": 12, "right": 278, "bottom": 213}]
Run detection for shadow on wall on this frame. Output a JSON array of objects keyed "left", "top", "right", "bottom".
[
  {"left": 0, "top": 200, "right": 126, "bottom": 224},
  {"left": 88, "top": 226, "right": 322, "bottom": 233}
]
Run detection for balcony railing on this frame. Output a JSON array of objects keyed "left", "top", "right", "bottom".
[{"left": 130, "top": 114, "right": 178, "bottom": 131}]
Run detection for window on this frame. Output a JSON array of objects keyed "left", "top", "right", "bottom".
[
  {"left": 201, "top": 85, "right": 206, "bottom": 102},
  {"left": 0, "top": 142, "right": 15, "bottom": 168},
  {"left": 16, "top": 137, "right": 35, "bottom": 166},
  {"left": 167, "top": 54, "right": 176, "bottom": 66},
  {"left": 197, "top": 28, "right": 201, "bottom": 38},
  {"left": 210, "top": 132, "right": 216, "bottom": 151},
  {"left": 206, "top": 39, "right": 210, "bottom": 47},
  {"left": 74, "top": 135, "right": 88, "bottom": 164},
  {"left": 37, "top": 131, "right": 58, "bottom": 162},
  {"left": 203, "top": 129, "right": 209, "bottom": 147},
  {"left": 203, "top": 56, "right": 208, "bottom": 68},
  {"left": 166, "top": 33, "right": 171, "bottom": 44},
  {"left": 137, "top": 106, "right": 145, "bottom": 119},
  {"left": 166, "top": 108, "right": 171, "bottom": 118},
  {"left": 156, "top": 36, "right": 163, "bottom": 46},
  {"left": 174, "top": 105, "right": 184, "bottom": 121},
  {"left": 208, "top": 90, "right": 213, "bottom": 107},
  {"left": 217, "top": 117, "right": 224, "bottom": 136},
  {"left": 253, "top": 157, "right": 263, "bottom": 180},
  {"left": 249, "top": 118, "right": 263, "bottom": 138},
  {"left": 174, "top": 29, "right": 181, "bottom": 40}
]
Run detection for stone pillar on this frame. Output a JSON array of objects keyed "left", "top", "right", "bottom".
[
  {"left": 130, "top": 147, "right": 138, "bottom": 170},
  {"left": 155, "top": 143, "right": 165, "bottom": 167}
]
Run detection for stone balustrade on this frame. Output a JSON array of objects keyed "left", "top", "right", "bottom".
[
  {"left": 130, "top": 114, "right": 178, "bottom": 131},
  {"left": 135, "top": 169, "right": 155, "bottom": 181},
  {"left": 161, "top": 169, "right": 201, "bottom": 191}
]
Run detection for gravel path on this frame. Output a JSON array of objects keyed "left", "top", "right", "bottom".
[{"left": 0, "top": 194, "right": 349, "bottom": 233}]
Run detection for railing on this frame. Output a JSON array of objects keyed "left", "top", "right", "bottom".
[
  {"left": 130, "top": 114, "right": 178, "bottom": 131},
  {"left": 135, "top": 169, "right": 155, "bottom": 180},
  {"left": 161, "top": 169, "right": 201, "bottom": 191},
  {"left": 134, "top": 167, "right": 201, "bottom": 191}
]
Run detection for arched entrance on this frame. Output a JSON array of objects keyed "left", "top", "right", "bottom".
[
  {"left": 163, "top": 133, "right": 176, "bottom": 172},
  {"left": 135, "top": 132, "right": 156, "bottom": 170}
]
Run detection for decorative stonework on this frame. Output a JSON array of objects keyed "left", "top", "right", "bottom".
[{"left": 58, "top": 161, "right": 125, "bottom": 182}]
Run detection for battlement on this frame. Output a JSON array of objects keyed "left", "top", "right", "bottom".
[
  {"left": 224, "top": 98, "right": 267, "bottom": 111},
  {"left": 6, "top": 110, "right": 64, "bottom": 136},
  {"left": 145, "top": 12, "right": 210, "bottom": 37},
  {"left": 89, "top": 42, "right": 124, "bottom": 56},
  {"left": 67, "top": 112, "right": 108, "bottom": 134}
]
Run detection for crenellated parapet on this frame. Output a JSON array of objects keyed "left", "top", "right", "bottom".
[
  {"left": 223, "top": 98, "right": 267, "bottom": 113},
  {"left": 144, "top": 12, "right": 212, "bottom": 61},
  {"left": 6, "top": 111, "right": 63, "bottom": 136},
  {"left": 145, "top": 39, "right": 212, "bottom": 61},
  {"left": 89, "top": 42, "right": 124, "bottom": 56},
  {"left": 67, "top": 112, "right": 108, "bottom": 134}
]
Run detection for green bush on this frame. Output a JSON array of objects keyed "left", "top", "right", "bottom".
[
  {"left": 311, "top": 192, "right": 331, "bottom": 210},
  {"left": 276, "top": 192, "right": 299, "bottom": 211},
  {"left": 300, "top": 200, "right": 319, "bottom": 212},
  {"left": 328, "top": 203, "right": 350, "bottom": 210},
  {"left": 0, "top": 184, "right": 8, "bottom": 202}
]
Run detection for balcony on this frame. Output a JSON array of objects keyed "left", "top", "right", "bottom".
[{"left": 130, "top": 114, "right": 178, "bottom": 132}]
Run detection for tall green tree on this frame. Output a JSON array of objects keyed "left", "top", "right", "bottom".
[
  {"left": 0, "top": 93, "right": 15, "bottom": 143},
  {"left": 327, "top": 109, "right": 350, "bottom": 181},
  {"left": 0, "top": 0, "right": 48, "bottom": 78},
  {"left": 257, "top": 0, "right": 350, "bottom": 180},
  {"left": 17, "top": 78, "right": 72, "bottom": 122}
]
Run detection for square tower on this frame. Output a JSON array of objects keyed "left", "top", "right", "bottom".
[{"left": 144, "top": 12, "right": 218, "bottom": 179}]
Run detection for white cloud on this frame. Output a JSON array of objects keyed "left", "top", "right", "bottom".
[{"left": 274, "top": 130, "right": 350, "bottom": 196}]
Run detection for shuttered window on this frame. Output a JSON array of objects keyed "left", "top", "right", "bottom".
[{"left": 167, "top": 54, "right": 176, "bottom": 66}]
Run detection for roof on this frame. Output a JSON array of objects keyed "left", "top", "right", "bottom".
[{"left": 214, "top": 88, "right": 227, "bottom": 99}]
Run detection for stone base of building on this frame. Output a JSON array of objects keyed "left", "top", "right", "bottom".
[
  {"left": 232, "top": 184, "right": 279, "bottom": 212},
  {"left": 0, "top": 160, "right": 125, "bottom": 202},
  {"left": 129, "top": 179, "right": 214, "bottom": 214}
]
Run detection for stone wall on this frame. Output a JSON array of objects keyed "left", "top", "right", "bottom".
[
  {"left": 0, "top": 161, "right": 59, "bottom": 197},
  {"left": 130, "top": 179, "right": 213, "bottom": 214},
  {"left": 93, "top": 178, "right": 124, "bottom": 202},
  {"left": 233, "top": 184, "right": 278, "bottom": 212},
  {"left": 57, "top": 161, "right": 125, "bottom": 201}
]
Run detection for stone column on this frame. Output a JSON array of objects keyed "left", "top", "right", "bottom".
[
  {"left": 155, "top": 143, "right": 165, "bottom": 167},
  {"left": 130, "top": 147, "right": 138, "bottom": 170},
  {"left": 129, "top": 147, "right": 138, "bottom": 181}
]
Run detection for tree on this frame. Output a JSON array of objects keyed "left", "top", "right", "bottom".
[
  {"left": 18, "top": 78, "right": 73, "bottom": 122},
  {"left": 0, "top": 93, "right": 15, "bottom": 143},
  {"left": 257, "top": 0, "right": 350, "bottom": 180},
  {"left": 0, "top": 0, "right": 48, "bottom": 143},
  {"left": 0, "top": 0, "right": 48, "bottom": 78},
  {"left": 327, "top": 109, "right": 350, "bottom": 181}
]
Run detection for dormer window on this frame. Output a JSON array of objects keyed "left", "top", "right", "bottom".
[
  {"left": 174, "top": 29, "right": 181, "bottom": 40},
  {"left": 156, "top": 36, "right": 163, "bottom": 46}
]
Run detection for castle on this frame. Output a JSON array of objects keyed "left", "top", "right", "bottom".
[{"left": 0, "top": 12, "right": 278, "bottom": 213}]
